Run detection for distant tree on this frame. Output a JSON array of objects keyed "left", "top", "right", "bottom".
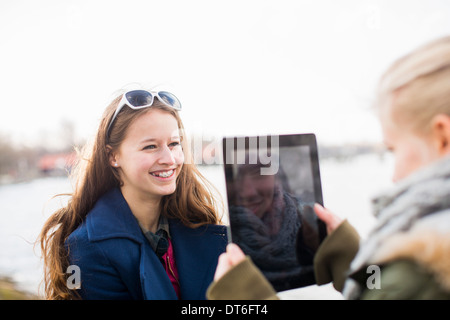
[{"left": 0, "top": 133, "right": 16, "bottom": 175}]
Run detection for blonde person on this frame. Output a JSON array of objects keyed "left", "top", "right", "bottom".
[
  {"left": 39, "top": 89, "right": 227, "bottom": 299},
  {"left": 207, "top": 36, "right": 450, "bottom": 300}
]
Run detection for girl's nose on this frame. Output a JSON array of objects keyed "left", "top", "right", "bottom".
[
  {"left": 239, "top": 177, "right": 258, "bottom": 199},
  {"left": 158, "top": 145, "right": 176, "bottom": 165}
]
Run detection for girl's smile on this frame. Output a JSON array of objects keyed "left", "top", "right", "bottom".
[{"left": 149, "top": 168, "right": 177, "bottom": 179}]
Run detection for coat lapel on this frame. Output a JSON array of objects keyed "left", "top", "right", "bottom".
[
  {"left": 86, "top": 188, "right": 143, "bottom": 243},
  {"left": 170, "top": 220, "right": 228, "bottom": 299},
  {"left": 140, "top": 243, "right": 178, "bottom": 300}
]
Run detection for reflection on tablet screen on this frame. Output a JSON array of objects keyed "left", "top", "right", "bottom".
[{"left": 222, "top": 134, "right": 326, "bottom": 292}]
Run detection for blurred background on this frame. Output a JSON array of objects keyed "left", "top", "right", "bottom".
[{"left": 0, "top": 0, "right": 449, "bottom": 299}]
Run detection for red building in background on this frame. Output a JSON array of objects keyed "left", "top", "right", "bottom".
[{"left": 38, "top": 152, "right": 77, "bottom": 175}]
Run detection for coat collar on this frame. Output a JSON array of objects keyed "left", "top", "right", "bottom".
[
  {"left": 86, "top": 187, "right": 144, "bottom": 243},
  {"left": 85, "top": 187, "right": 228, "bottom": 245}
]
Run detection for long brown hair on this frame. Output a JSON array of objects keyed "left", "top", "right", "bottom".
[{"left": 38, "top": 93, "right": 222, "bottom": 299}]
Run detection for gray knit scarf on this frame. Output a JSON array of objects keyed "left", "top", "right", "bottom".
[{"left": 343, "top": 155, "right": 450, "bottom": 299}]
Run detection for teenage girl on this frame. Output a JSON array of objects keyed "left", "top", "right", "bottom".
[{"left": 40, "top": 90, "right": 227, "bottom": 299}]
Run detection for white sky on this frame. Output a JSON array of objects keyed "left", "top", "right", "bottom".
[{"left": 1, "top": 0, "right": 450, "bottom": 149}]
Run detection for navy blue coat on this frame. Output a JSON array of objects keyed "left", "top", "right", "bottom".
[{"left": 66, "top": 188, "right": 228, "bottom": 300}]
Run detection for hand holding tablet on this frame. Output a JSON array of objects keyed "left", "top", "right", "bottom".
[{"left": 314, "top": 203, "right": 344, "bottom": 235}]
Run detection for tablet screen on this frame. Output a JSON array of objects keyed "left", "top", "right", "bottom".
[{"left": 222, "top": 134, "right": 326, "bottom": 292}]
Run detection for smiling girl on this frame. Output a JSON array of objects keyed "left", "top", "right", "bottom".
[{"left": 39, "top": 89, "right": 227, "bottom": 300}]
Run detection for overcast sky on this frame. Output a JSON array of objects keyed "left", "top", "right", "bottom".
[{"left": 1, "top": 0, "right": 450, "bottom": 149}]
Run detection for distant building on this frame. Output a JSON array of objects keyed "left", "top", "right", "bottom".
[{"left": 38, "top": 152, "right": 77, "bottom": 175}]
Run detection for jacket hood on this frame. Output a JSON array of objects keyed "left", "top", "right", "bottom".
[
  {"left": 370, "top": 209, "right": 450, "bottom": 292},
  {"left": 344, "top": 155, "right": 450, "bottom": 298}
]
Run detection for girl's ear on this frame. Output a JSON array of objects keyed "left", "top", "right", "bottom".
[
  {"left": 431, "top": 114, "right": 450, "bottom": 156},
  {"left": 107, "top": 145, "right": 119, "bottom": 168}
]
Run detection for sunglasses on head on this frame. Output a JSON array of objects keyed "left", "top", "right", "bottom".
[{"left": 107, "top": 90, "right": 182, "bottom": 137}]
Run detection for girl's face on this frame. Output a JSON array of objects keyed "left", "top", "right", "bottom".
[
  {"left": 381, "top": 108, "right": 438, "bottom": 183},
  {"left": 236, "top": 172, "right": 276, "bottom": 218},
  {"left": 113, "top": 109, "right": 184, "bottom": 201}
]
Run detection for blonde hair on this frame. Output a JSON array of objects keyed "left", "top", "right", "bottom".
[
  {"left": 376, "top": 36, "right": 450, "bottom": 133},
  {"left": 39, "top": 94, "right": 222, "bottom": 299}
]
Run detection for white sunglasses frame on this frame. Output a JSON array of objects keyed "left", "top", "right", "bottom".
[{"left": 106, "top": 90, "right": 182, "bottom": 137}]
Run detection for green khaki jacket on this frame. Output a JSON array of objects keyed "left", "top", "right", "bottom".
[{"left": 207, "top": 220, "right": 450, "bottom": 300}]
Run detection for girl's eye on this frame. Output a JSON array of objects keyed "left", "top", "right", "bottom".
[
  {"left": 143, "top": 145, "right": 157, "bottom": 150},
  {"left": 169, "top": 142, "right": 181, "bottom": 148}
]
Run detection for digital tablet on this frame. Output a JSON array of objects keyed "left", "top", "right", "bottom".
[{"left": 222, "top": 133, "right": 327, "bottom": 292}]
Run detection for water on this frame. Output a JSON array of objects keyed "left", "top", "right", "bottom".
[
  {"left": 0, "top": 153, "right": 393, "bottom": 299},
  {"left": 0, "top": 176, "right": 72, "bottom": 295}
]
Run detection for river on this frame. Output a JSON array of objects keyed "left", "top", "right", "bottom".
[{"left": 0, "top": 153, "right": 393, "bottom": 299}]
